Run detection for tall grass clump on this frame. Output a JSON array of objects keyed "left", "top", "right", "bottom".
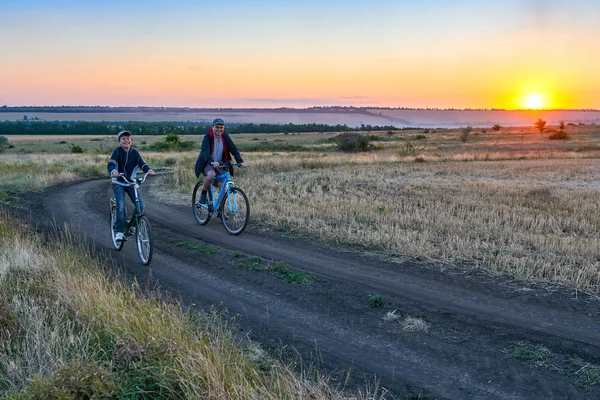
[
  {"left": 548, "top": 130, "right": 569, "bottom": 140},
  {"left": 0, "top": 211, "right": 379, "bottom": 399},
  {"left": 336, "top": 133, "right": 371, "bottom": 152}
]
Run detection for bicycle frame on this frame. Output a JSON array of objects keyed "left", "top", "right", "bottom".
[
  {"left": 112, "top": 173, "right": 148, "bottom": 236},
  {"left": 110, "top": 172, "right": 154, "bottom": 264},
  {"left": 208, "top": 171, "right": 238, "bottom": 214}
]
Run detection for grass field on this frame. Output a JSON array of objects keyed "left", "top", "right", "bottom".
[
  {"left": 2, "top": 123, "right": 600, "bottom": 294},
  {"left": 169, "top": 123, "right": 600, "bottom": 294}
]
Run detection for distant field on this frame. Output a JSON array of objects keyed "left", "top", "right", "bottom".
[
  {"left": 2, "top": 131, "right": 337, "bottom": 154},
  {"left": 2, "top": 109, "right": 600, "bottom": 128}
]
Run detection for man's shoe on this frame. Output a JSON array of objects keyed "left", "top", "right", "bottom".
[
  {"left": 199, "top": 193, "right": 208, "bottom": 204},
  {"left": 217, "top": 211, "right": 229, "bottom": 222},
  {"left": 115, "top": 232, "right": 125, "bottom": 241}
]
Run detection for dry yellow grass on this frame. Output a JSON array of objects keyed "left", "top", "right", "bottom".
[
  {"left": 166, "top": 124, "right": 600, "bottom": 293},
  {"left": 1, "top": 213, "right": 377, "bottom": 399}
]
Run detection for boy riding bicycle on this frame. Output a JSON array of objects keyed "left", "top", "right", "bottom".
[
  {"left": 107, "top": 130, "right": 156, "bottom": 242},
  {"left": 194, "top": 118, "right": 246, "bottom": 204}
]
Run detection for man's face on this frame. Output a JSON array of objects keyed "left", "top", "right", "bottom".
[
  {"left": 213, "top": 124, "right": 224, "bottom": 137},
  {"left": 119, "top": 134, "right": 132, "bottom": 150}
]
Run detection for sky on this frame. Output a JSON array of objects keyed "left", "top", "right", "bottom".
[{"left": 1, "top": 0, "right": 599, "bottom": 109}]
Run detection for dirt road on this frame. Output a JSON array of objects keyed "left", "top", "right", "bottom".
[{"left": 38, "top": 178, "right": 600, "bottom": 399}]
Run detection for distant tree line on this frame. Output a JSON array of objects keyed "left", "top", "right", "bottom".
[{"left": 0, "top": 121, "right": 407, "bottom": 136}]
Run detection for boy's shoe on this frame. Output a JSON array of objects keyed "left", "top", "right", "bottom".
[
  {"left": 115, "top": 232, "right": 125, "bottom": 241},
  {"left": 199, "top": 192, "right": 208, "bottom": 204}
]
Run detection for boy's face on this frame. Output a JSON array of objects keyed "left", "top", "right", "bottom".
[{"left": 119, "top": 134, "right": 132, "bottom": 150}]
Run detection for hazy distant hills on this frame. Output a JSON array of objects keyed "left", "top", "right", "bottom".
[{"left": 1, "top": 106, "right": 599, "bottom": 128}]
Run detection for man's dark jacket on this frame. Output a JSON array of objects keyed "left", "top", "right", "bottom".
[{"left": 194, "top": 129, "right": 243, "bottom": 178}]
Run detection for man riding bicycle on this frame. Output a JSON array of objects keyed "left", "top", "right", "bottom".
[
  {"left": 194, "top": 118, "right": 246, "bottom": 204},
  {"left": 107, "top": 130, "right": 156, "bottom": 242}
]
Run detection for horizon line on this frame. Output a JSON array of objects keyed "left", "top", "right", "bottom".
[{"left": 1, "top": 105, "right": 600, "bottom": 112}]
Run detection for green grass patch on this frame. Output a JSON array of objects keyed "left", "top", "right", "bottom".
[
  {"left": 231, "top": 251, "right": 264, "bottom": 271},
  {"left": 168, "top": 239, "right": 219, "bottom": 254},
  {"left": 270, "top": 261, "right": 311, "bottom": 284},
  {"left": 368, "top": 294, "right": 384, "bottom": 308},
  {"left": 512, "top": 342, "right": 552, "bottom": 362},
  {"left": 231, "top": 252, "right": 311, "bottom": 283}
]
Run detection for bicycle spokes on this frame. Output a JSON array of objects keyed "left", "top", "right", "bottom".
[{"left": 221, "top": 187, "right": 249, "bottom": 235}]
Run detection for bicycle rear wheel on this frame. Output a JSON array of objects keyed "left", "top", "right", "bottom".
[
  {"left": 109, "top": 200, "right": 124, "bottom": 251},
  {"left": 221, "top": 187, "right": 249, "bottom": 235},
  {"left": 192, "top": 181, "right": 211, "bottom": 225},
  {"left": 136, "top": 216, "right": 153, "bottom": 265}
]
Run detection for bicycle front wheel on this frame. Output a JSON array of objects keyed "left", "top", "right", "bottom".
[
  {"left": 221, "top": 187, "right": 249, "bottom": 235},
  {"left": 192, "top": 181, "right": 211, "bottom": 225},
  {"left": 136, "top": 216, "right": 153, "bottom": 265},
  {"left": 110, "top": 200, "right": 124, "bottom": 251}
]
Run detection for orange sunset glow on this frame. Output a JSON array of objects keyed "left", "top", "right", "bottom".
[{"left": 0, "top": 2, "right": 598, "bottom": 110}]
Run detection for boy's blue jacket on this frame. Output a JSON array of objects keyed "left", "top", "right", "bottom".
[{"left": 107, "top": 147, "right": 150, "bottom": 183}]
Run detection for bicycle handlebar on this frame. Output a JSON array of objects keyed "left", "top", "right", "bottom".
[
  {"left": 216, "top": 162, "right": 244, "bottom": 168},
  {"left": 111, "top": 172, "right": 150, "bottom": 186}
]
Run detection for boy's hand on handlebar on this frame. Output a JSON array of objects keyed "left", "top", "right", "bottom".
[
  {"left": 239, "top": 162, "right": 247, "bottom": 168},
  {"left": 111, "top": 170, "right": 119, "bottom": 178},
  {"left": 148, "top": 169, "right": 156, "bottom": 176},
  {"left": 211, "top": 161, "right": 220, "bottom": 168}
]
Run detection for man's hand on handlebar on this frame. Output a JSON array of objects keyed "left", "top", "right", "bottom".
[
  {"left": 111, "top": 170, "right": 119, "bottom": 178},
  {"left": 147, "top": 169, "right": 156, "bottom": 176}
]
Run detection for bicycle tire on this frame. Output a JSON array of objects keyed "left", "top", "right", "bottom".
[
  {"left": 192, "top": 181, "right": 211, "bottom": 225},
  {"left": 221, "top": 187, "right": 250, "bottom": 235},
  {"left": 136, "top": 216, "right": 153, "bottom": 265},
  {"left": 109, "top": 200, "right": 124, "bottom": 251}
]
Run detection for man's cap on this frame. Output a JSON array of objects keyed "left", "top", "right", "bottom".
[
  {"left": 117, "top": 130, "right": 132, "bottom": 140},
  {"left": 212, "top": 118, "right": 225, "bottom": 125}
]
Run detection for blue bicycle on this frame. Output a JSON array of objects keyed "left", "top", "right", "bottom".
[
  {"left": 110, "top": 172, "right": 153, "bottom": 265},
  {"left": 192, "top": 162, "right": 250, "bottom": 235}
]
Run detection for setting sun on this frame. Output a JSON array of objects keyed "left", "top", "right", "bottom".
[{"left": 524, "top": 94, "right": 544, "bottom": 109}]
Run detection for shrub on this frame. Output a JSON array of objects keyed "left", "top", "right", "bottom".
[
  {"left": 398, "top": 142, "right": 416, "bottom": 157},
  {"left": 164, "top": 133, "right": 181, "bottom": 148},
  {"left": 336, "top": 133, "right": 370, "bottom": 152},
  {"left": 368, "top": 294, "right": 384, "bottom": 308},
  {"left": 548, "top": 130, "right": 569, "bottom": 140},
  {"left": 70, "top": 144, "right": 85, "bottom": 153},
  {"left": 460, "top": 126, "right": 473, "bottom": 142},
  {"left": 0, "top": 135, "right": 8, "bottom": 152},
  {"left": 144, "top": 134, "right": 197, "bottom": 152},
  {"left": 559, "top": 120, "right": 566, "bottom": 130},
  {"left": 492, "top": 124, "right": 502, "bottom": 131},
  {"left": 25, "top": 361, "right": 116, "bottom": 399},
  {"left": 534, "top": 119, "right": 546, "bottom": 132}
]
